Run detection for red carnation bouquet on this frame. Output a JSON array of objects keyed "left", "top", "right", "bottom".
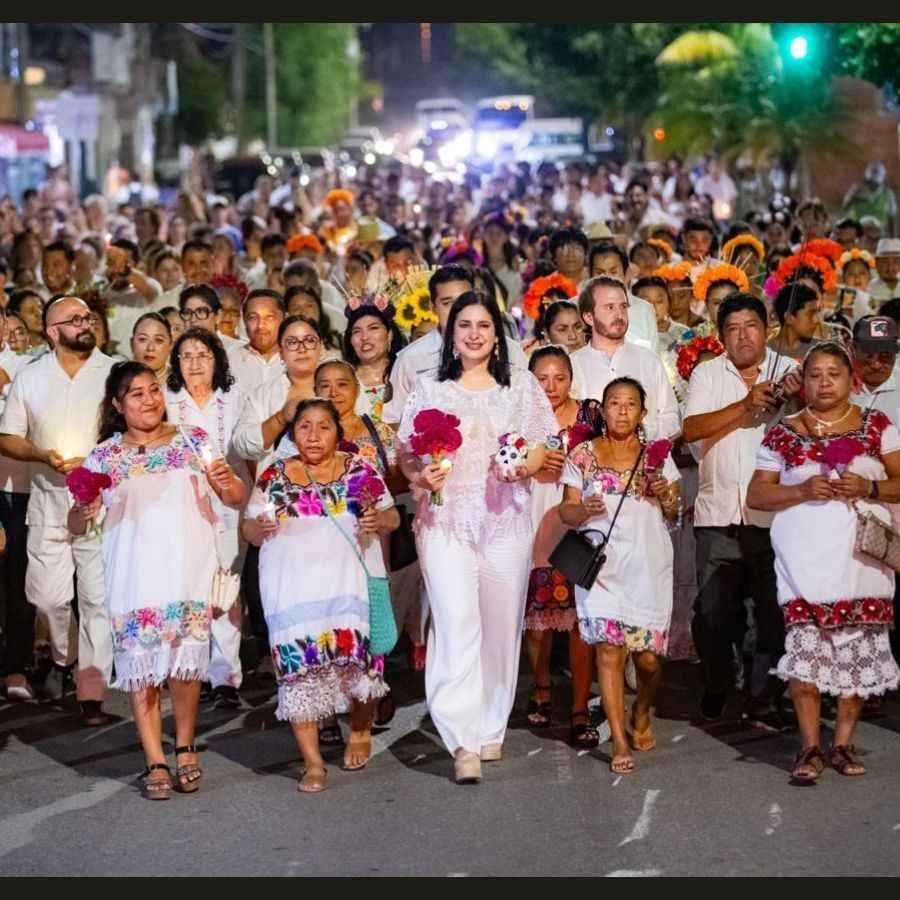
[
  {"left": 821, "top": 436, "right": 864, "bottom": 477},
  {"left": 346, "top": 470, "right": 386, "bottom": 515},
  {"left": 66, "top": 467, "right": 112, "bottom": 536},
  {"left": 409, "top": 409, "right": 463, "bottom": 506},
  {"left": 643, "top": 438, "right": 673, "bottom": 495}
]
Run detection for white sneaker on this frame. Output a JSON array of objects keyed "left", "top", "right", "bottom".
[{"left": 5, "top": 679, "right": 36, "bottom": 702}]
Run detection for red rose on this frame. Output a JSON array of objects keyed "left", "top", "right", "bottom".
[
  {"left": 335, "top": 628, "right": 356, "bottom": 657},
  {"left": 65, "top": 467, "right": 109, "bottom": 504}
]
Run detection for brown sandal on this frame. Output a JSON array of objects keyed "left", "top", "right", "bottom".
[
  {"left": 141, "top": 763, "right": 173, "bottom": 800},
  {"left": 628, "top": 708, "right": 656, "bottom": 751},
  {"left": 791, "top": 745, "right": 826, "bottom": 782},
  {"left": 828, "top": 744, "right": 866, "bottom": 776},
  {"left": 174, "top": 744, "right": 203, "bottom": 793},
  {"left": 298, "top": 766, "right": 328, "bottom": 793}
]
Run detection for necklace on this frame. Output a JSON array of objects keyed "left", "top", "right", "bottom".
[{"left": 803, "top": 404, "right": 853, "bottom": 437}]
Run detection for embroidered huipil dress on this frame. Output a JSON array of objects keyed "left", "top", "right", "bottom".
[
  {"left": 757, "top": 411, "right": 900, "bottom": 697},
  {"left": 561, "top": 441, "right": 680, "bottom": 653},
  {"left": 245, "top": 453, "right": 392, "bottom": 722},
  {"left": 84, "top": 427, "right": 217, "bottom": 691},
  {"left": 525, "top": 399, "right": 603, "bottom": 631}
]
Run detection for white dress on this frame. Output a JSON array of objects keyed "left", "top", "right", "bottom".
[
  {"left": 561, "top": 442, "right": 679, "bottom": 654},
  {"left": 84, "top": 428, "right": 218, "bottom": 692},
  {"left": 757, "top": 411, "right": 900, "bottom": 697},
  {"left": 245, "top": 453, "right": 392, "bottom": 723}
]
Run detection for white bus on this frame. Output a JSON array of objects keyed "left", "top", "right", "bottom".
[{"left": 473, "top": 95, "right": 535, "bottom": 159}]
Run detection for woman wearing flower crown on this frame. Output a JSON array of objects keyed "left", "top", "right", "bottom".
[
  {"left": 748, "top": 342, "right": 900, "bottom": 782},
  {"left": 559, "top": 376, "right": 681, "bottom": 775}
]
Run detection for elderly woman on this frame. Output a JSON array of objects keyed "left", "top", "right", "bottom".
[
  {"left": 560, "top": 377, "right": 681, "bottom": 775},
  {"left": 524, "top": 346, "right": 602, "bottom": 746},
  {"left": 343, "top": 304, "right": 407, "bottom": 424},
  {"left": 242, "top": 399, "right": 399, "bottom": 793},
  {"left": 398, "top": 292, "right": 557, "bottom": 784},
  {"left": 165, "top": 327, "right": 248, "bottom": 709},
  {"left": 130, "top": 312, "right": 172, "bottom": 384},
  {"left": 69, "top": 362, "right": 244, "bottom": 799},
  {"left": 748, "top": 342, "right": 900, "bottom": 781}
]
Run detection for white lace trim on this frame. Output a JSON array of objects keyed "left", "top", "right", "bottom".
[
  {"left": 113, "top": 641, "right": 209, "bottom": 693},
  {"left": 774, "top": 623, "right": 900, "bottom": 698},
  {"left": 524, "top": 609, "right": 577, "bottom": 632},
  {"left": 275, "top": 664, "right": 388, "bottom": 723}
]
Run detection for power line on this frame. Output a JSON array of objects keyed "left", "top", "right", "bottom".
[{"left": 179, "top": 22, "right": 263, "bottom": 54}]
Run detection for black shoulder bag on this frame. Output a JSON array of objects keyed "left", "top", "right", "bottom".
[{"left": 549, "top": 445, "right": 644, "bottom": 590}]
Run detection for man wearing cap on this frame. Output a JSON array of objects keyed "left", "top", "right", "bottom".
[
  {"left": 851, "top": 315, "right": 900, "bottom": 425},
  {"left": 869, "top": 238, "right": 900, "bottom": 304},
  {"left": 842, "top": 162, "right": 897, "bottom": 238}
]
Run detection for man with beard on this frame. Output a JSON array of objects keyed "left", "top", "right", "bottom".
[
  {"left": 683, "top": 294, "right": 802, "bottom": 724},
  {"left": 571, "top": 275, "right": 679, "bottom": 440},
  {"left": 0, "top": 296, "right": 115, "bottom": 725}
]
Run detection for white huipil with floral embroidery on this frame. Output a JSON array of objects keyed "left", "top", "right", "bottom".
[
  {"left": 84, "top": 427, "right": 217, "bottom": 692},
  {"left": 244, "top": 452, "right": 392, "bottom": 723},
  {"left": 561, "top": 442, "right": 679, "bottom": 652},
  {"left": 397, "top": 369, "right": 558, "bottom": 543}
]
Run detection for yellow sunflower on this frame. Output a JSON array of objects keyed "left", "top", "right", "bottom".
[{"left": 395, "top": 296, "right": 421, "bottom": 329}]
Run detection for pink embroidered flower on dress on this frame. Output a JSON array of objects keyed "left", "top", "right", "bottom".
[
  {"left": 821, "top": 436, "right": 865, "bottom": 474},
  {"left": 597, "top": 472, "right": 621, "bottom": 494},
  {"left": 296, "top": 490, "right": 324, "bottom": 517}
]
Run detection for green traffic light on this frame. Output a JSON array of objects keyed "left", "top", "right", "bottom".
[{"left": 789, "top": 35, "right": 809, "bottom": 60}]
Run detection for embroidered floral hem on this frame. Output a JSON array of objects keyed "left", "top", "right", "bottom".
[
  {"left": 276, "top": 664, "right": 388, "bottom": 723},
  {"left": 525, "top": 567, "right": 575, "bottom": 630},
  {"left": 578, "top": 617, "right": 668, "bottom": 654},
  {"left": 111, "top": 602, "right": 212, "bottom": 653},
  {"left": 775, "top": 623, "right": 900, "bottom": 698},
  {"left": 525, "top": 609, "right": 578, "bottom": 632},
  {"left": 782, "top": 597, "right": 894, "bottom": 630},
  {"left": 271, "top": 628, "right": 383, "bottom": 682},
  {"left": 113, "top": 640, "right": 209, "bottom": 693}
]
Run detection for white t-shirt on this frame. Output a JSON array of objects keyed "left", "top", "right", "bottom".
[
  {"left": 105, "top": 277, "right": 162, "bottom": 353},
  {"left": 0, "top": 347, "right": 33, "bottom": 493},
  {"left": 227, "top": 342, "right": 285, "bottom": 397}
]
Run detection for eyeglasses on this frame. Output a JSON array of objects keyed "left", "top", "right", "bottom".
[
  {"left": 179, "top": 352, "right": 215, "bottom": 364},
  {"left": 282, "top": 335, "right": 321, "bottom": 352},
  {"left": 50, "top": 314, "right": 97, "bottom": 329},
  {"left": 6, "top": 326, "right": 27, "bottom": 339},
  {"left": 180, "top": 307, "right": 214, "bottom": 321}
]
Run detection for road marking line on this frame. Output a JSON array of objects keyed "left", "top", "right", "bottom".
[
  {"left": 605, "top": 869, "right": 662, "bottom": 877},
  {"left": 618, "top": 789, "right": 660, "bottom": 846},
  {"left": 613, "top": 776, "right": 622, "bottom": 787},
  {"left": 671, "top": 734, "right": 685, "bottom": 743},
  {"left": 528, "top": 748, "right": 542, "bottom": 757},
  {"left": 765, "top": 802, "right": 782, "bottom": 836}
]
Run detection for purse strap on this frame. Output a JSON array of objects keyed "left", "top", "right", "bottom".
[
  {"left": 361, "top": 414, "right": 391, "bottom": 475},
  {"left": 302, "top": 461, "right": 372, "bottom": 578},
  {"left": 593, "top": 444, "right": 646, "bottom": 548}
]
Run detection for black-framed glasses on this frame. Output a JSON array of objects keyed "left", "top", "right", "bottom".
[
  {"left": 180, "top": 307, "right": 214, "bottom": 321},
  {"left": 282, "top": 335, "right": 321, "bottom": 352},
  {"left": 51, "top": 314, "right": 97, "bottom": 329}
]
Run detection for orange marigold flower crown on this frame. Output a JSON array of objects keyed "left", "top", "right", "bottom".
[
  {"left": 286, "top": 233, "right": 324, "bottom": 256},
  {"left": 721, "top": 233, "right": 765, "bottom": 265},
  {"left": 324, "top": 189, "right": 355, "bottom": 208},
  {"left": 523, "top": 273, "right": 578, "bottom": 321},
  {"left": 772, "top": 252, "right": 838, "bottom": 295},
  {"left": 692, "top": 262, "right": 750, "bottom": 302},
  {"left": 653, "top": 260, "right": 693, "bottom": 283},
  {"left": 647, "top": 238, "right": 673, "bottom": 260},
  {"left": 837, "top": 248, "right": 876, "bottom": 273},
  {"left": 802, "top": 238, "right": 843, "bottom": 266}
]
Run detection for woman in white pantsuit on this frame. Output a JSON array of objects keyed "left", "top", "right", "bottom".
[{"left": 398, "top": 292, "right": 557, "bottom": 784}]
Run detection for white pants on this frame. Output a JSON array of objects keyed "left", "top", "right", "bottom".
[
  {"left": 25, "top": 525, "right": 110, "bottom": 701},
  {"left": 209, "top": 526, "right": 246, "bottom": 689},
  {"left": 419, "top": 530, "right": 532, "bottom": 756}
]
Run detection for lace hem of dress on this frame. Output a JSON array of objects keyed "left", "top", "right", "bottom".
[
  {"left": 578, "top": 617, "right": 668, "bottom": 654},
  {"left": 525, "top": 609, "right": 577, "bottom": 632},
  {"left": 275, "top": 663, "right": 388, "bottom": 723},
  {"left": 773, "top": 623, "right": 900, "bottom": 698},
  {"left": 113, "top": 641, "right": 209, "bottom": 693},
  {"left": 782, "top": 596, "right": 894, "bottom": 630}
]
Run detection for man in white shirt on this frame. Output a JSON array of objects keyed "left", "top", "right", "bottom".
[
  {"left": 587, "top": 242, "right": 659, "bottom": 353},
  {"left": 868, "top": 238, "right": 900, "bottom": 304},
  {"left": 382, "top": 265, "right": 527, "bottom": 425},
  {"left": 683, "top": 293, "right": 801, "bottom": 722},
  {"left": 103, "top": 239, "right": 161, "bottom": 354},
  {"left": 695, "top": 156, "right": 738, "bottom": 223},
  {"left": 227, "top": 289, "right": 286, "bottom": 395},
  {"left": 851, "top": 315, "right": 900, "bottom": 424},
  {"left": 0, "top": 296, "right": 115, "bottom": 724},
  {"left": 571, "top": 276, "right": 679, "bottom": 440}
]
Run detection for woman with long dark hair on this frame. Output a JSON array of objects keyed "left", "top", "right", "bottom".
[
  {"left": 398, "top": 292, "right": 557, "bottom": 784},
  {"left": 69, "top": 361, "right": 244, "bottom": 799}
]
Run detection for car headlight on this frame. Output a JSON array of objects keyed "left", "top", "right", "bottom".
[
  {"left": 476, "top": 132, "right": 498, "bottom": 158},
  {"left": 409, "top": 147, "right": 425, "bottom": 167}
]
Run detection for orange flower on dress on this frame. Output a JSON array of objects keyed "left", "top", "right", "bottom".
[
  {"left": 653, "top": 261, "right": 693, "bottom": 283},
  {"left": 721, "top": 233, "right": 765, "bottom": 265},
  {"left": 523, "top": 273, "right": 578, "bottom": 320},
  {"left": 693, "top": 262, "right": 750, "bottom": 302}
]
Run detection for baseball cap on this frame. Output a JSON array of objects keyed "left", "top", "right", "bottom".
[{"left": 853, "top": 315, "right": 898, "bottom": 353}]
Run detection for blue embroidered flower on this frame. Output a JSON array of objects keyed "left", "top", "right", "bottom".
[{"left": 278, "top": 643, "right": 302, "bottom": 674}]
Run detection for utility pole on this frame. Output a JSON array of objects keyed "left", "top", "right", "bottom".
[
  {"left": 232, "top": 23, "right": 246, "bottom": 152},
  {"left": 263, "top": 23, "right": 277, "bottom": 150}
]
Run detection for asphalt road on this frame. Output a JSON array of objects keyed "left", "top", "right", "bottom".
[{"left": 2, "top": 656, "right": 899, "bottom": 877}]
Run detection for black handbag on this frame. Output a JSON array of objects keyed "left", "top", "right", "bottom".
[
  {"left": 362, "top": 415, "right": 418, "bottom": 572},
  {"left": 549, "top": 446, "right": 644, "bottom": 590}
]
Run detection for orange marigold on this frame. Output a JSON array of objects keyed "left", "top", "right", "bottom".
[
  {"left": 523, "top": 273, "right": 578, "bottom": 320},
  {"left": 837, "top": 248, "right": 876, "bottom": 273},
  {"left": 721, "top": 233, "right": 765, "bottom": 265},
  {"left": 693, "top": 263, "right": 750, "bottom": 302},
  {"left": 773, "top": 252, "right": 838, "bottom": 293},
  {"left": 286, "top": 233, "right": 324, "bottom": 256},
  {"left": 802, "top": 238, "right": 842, "bottom": 266},
  {"left": 653, "top": 261, "right": 693, "bottom": 283},
  {"left": 324, "top": 188, "right": 355, "bottom": 208}
]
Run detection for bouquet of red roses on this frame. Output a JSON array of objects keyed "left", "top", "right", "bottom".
[
  {"left": 409, "top": 409, "right": 463, "bottom": 506},
  {"left": 65, "top": 466, "right": 111, "bottom": 536}
]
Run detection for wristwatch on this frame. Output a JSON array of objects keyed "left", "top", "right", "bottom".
[{"left": 868, "top": 479, "right": 879, "bottom": 500}]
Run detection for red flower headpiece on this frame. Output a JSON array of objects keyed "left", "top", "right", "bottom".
[
  {"left": 286, "top": 233, "right": 324, "bottom": 256},
  {"left": 771, "top": 252, "right": 838, "bottom": 296},
  {"left": 676, "top": 335, "right": 725, "bottom": 382},
  {"left": 523, "top": 273, "right": 578, "bottom": 320},
  {"left": 210, "top": 273, "right": 249, "bottom": 302},
  {"left": 802, "top": 238, "right": 842, "bottom": 266}
]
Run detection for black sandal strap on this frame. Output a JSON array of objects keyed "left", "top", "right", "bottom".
[
  {"left": 174, "top": 744, "right": 199, "bottom": 755},
  {"left": 143, "top": 763, "right": 171, "bottom": 775}
]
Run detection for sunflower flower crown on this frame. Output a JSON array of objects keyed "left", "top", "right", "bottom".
[
  {"left": 523, "top": 273, "right": 578, "bottom": 321},
  {"left": 692, "top": 262, "right": 750, "bottom": 302},
  {"left": 389, "top": 265, "right": 440, "bottom": 334}
]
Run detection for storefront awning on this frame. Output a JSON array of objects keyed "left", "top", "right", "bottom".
[{"left": 0, "top": 122, "right": 50, "bottom": 158}]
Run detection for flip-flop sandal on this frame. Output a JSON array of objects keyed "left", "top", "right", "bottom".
[
  {"left": 628, "top": 710, "right": 657, "bottom": 751},
  {"left": 298, "top": 766, "right": 328, "bottom": 793},
  {"left": 343, "top": 738, "right": 372, "bottom": 771},
  {"left": 610, "top": 753, "right": 635, "bottom": 775}
]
